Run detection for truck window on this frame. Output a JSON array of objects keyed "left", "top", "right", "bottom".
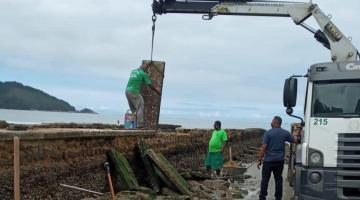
[{"left": 312, "top": 80, "right": 360, "bottom": 117}]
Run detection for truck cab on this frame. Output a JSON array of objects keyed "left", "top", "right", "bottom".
[{"left": 285, "top": 61, "right": 360, "bottom": 200}]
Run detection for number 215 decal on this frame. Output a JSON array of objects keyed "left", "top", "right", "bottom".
[{"left": 314, "top": 118, "right": 328, "bottom": 126}]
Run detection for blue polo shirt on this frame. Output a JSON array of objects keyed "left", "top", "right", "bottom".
[{"left": 262, "top": 127, "right": 293, "bottom": 162}]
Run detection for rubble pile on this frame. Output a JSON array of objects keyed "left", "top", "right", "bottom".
[{"left": 83, "top": 139, "right": 253, "bottom": 200}]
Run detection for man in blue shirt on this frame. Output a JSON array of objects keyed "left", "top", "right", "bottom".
[{"left": 257, "top": 116, "right": 300, "bottom": 200}]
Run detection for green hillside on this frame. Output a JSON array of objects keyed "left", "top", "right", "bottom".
[{"left": 0, "top": 81, "right": 76, "bottom": 112}]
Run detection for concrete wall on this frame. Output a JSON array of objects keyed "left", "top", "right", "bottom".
[{"left": 0, "top": 128, "right": 264, "bottom": 199}]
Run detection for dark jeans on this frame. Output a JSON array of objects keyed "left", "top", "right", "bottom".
[{"left": 259, "top": 160, "right": 284, "bottom": 200}]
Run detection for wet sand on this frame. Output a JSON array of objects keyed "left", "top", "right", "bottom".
[{"left": 241, "top": 163, "right": 294, "bottom": 200}]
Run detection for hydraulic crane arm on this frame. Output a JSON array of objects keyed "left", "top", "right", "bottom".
[{"left": 152, "top": 0, "right": 358, "bottom": 62}]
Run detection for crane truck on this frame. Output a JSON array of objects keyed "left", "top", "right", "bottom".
[{"left": 152, "top": 0, "right": 360, "bottom": 199}]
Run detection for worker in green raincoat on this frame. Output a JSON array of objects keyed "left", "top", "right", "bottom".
[
  {"left": 125, "top": 63, "right": 159, "bottom": 128},
  {"left": 205, "top": 121, "right": 228, "bottom": 175}
]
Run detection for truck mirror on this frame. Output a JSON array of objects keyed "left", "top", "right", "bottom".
[{"left": 283, "top": 78, "right": 298, "bottom": 108}]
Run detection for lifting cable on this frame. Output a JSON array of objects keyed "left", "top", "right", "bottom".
[{"left": 150, "top": 12, "right": 157, "bottom": 61}]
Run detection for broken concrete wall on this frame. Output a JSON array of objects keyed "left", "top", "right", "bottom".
[{"left": 0, "top": 128, "right": 263, "bottom": 199}]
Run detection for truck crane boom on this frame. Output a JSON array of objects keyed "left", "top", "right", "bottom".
[{"left": 152, "top": 0, "right": 358, "bottom": 62}]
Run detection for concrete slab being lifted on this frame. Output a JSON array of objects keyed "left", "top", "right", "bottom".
[{"left": 141, "top": 60, "right": 165, "bottom": 130}]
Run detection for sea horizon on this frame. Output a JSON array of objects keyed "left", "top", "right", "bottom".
[{"left": 0, "top": 108, "right": 273, "bottom": 129}]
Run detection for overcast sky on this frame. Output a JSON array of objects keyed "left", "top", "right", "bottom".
[{"left": 0, "top": 0, "right": 359, "bottom": 128}]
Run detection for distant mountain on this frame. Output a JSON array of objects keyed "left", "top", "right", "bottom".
[
  {"left": 78, "top": 108, "right": 97, "bottom": 114},
  {"left": 0, "top": 81, "right": 96, "bottom": 114}
]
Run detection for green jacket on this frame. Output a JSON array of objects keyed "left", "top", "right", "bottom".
[{"left": 126, "top": 69, "right": 152, "bottom": 95}]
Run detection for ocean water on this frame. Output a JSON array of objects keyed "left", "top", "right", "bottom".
[
  {"left": 0, "top": 109, "right": 270, "bottom": 129},
  {"left": 0, "top": 109, "right": 205, "bottom": 128},
  {"left": 0, "top": 109, "right": 121, "bottom": 125}
]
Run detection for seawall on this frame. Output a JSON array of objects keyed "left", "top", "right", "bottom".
[{"left": 0, "top": 127, "right": 264, "bottom": 199}]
